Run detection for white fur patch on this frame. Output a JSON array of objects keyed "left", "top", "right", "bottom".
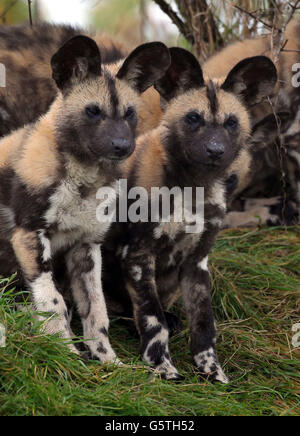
[
  {"left": 144, "top": 323, "right": 170, "bottom": 366},
  {"left": 153, "top": 225, "right": 164, "bottom": 240},
  {"left": 208, "top": 182, "right": 226, "bottom": 210},
  {"left": 197, "top": 256, "right": 208, "bottom": 271},
  {"left": 154, "top": 360, "right": 181, "bottom": 379},
  {"left": 0, "top": 107, "right": 10, "bottom": 121},
  {"left": 131, "top": 265, "right": 142, "bottom": 282},
  {"left": 144, "top": 317, "right": 180, "bottom": 378},
  {"left": 44, "top": 156, "right": 117, "bottom": 254},
  {"left": 30, "top": 272, "right": 77, "bottom": 353},
  {"left": 147, "top": 327, "right": 168, "bottom": 351},
  {"left": 38, "top": 230, "right": 51, "bottom": 263},
  {"left": 122, "top": 245, "right": 129, "bottom": 259},
  {"left": 194, "top": 347, "right": 228, "bottom": 384},
  {"left": 167, "top": 254, "right": 176, "bottom": 267},
  {"left": 153, "top": 193, "right": 205, "bottom": 239},
  {"left": 153, "top": 218, "right": 180, "bottom": 240},
  {"left": 145, "top": 315, "right": 160, "bottom": 329},
  {"left": 31, "top": 272, "right": 60, "bottom": 308},
  {"left": 194, "top": 347, "right": 215, "bottom": 372},
  {"left": 210, "top": 217, "right": 223, "bottom": 227}
]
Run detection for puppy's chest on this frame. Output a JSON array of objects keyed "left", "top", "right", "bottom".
[
  {"left": 45, "top": 176, "right": 116, "bottom": 251},
  {"left": 150, "top": 188, "right": 226, "bottom": 270},
  {"left": 153, "top": 220, "right": 202, "bottom": 269}
]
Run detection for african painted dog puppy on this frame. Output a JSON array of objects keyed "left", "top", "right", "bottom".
[
  {"left": 0, "top": 22, "right": 164, "bottom": 141},
  {"left": 0, "top": 34, "right": 170, "bottom": 360},
  {"left": 1, "top": 23, "right": 295, "bottom": 229},
  {"left": 224, "top": 111, "right": 299, "bottom": 227},
  {"left": 0, "top": 23, "right": 129, "bottom": 138},
  {"left": 203, "top": 18, "right": 300, "bottom": 123},
  {"left": 204, "top": 18, "right": 300, "bottom": 224},
  {"left": 104, "top": 49, "right": 278, "bottom": 381},
  {"left": 0, "top": 22, "right": 168, "bottom": 140},
  {"left": 0, "top": 22, "right": 285, "bottom": 227}
]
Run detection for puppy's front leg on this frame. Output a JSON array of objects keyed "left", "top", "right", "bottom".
[
  {"left": 180, "top": 255, "right": 228, "bottom": 384},
  {"left": 66, "top": 243, "right": 119, "bottom": 364},
  {"left": 11, "top": 227, "right": 78, "bottom": 354},
  {"left": 124, "top": 247, "right": 182, "bottom": 380}
]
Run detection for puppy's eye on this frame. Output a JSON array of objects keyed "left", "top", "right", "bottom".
[
  {"left": 185, "top": 112, "right": 205, "bottom": 127},
  {"left": 225, "top": 116, "right": 238, "bottom": 130},
  {"left": 85, "top": 104, "right": 103, "bottom": 121},
  {"left": 125, "top": 107, "right": 136, "bottom": 120}
]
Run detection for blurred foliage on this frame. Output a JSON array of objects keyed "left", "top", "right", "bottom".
[
  {"left": 91, "top": 0, "right": 142, "bottom": 46},
  {"left": 206, "top": 0, "right": 300, "bottom": 41},
  {"left": 90, "top": 0, "right": 179, "bottom": 46},
  {"left": 0, "top": 1, "right": 299, "bottom": 57},
  {"left": 154, "top": 0, "right": 300, "bottom": 59},
  {"left": 89, "top": 0, "right": 300, "bottom": 58},
  {"left": 0, "top": 0, "right": 28, "bottom": 25}
]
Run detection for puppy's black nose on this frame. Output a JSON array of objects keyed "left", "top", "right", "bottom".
[
  {"left": 112, "top": 138, "right": 131, "bottom": 158},
  {"left": 206, "top": 142, "right": 225, "bottom": 160}
]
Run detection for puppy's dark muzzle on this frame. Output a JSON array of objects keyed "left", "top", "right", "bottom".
[
  {"left": 111, "top": 138, "right": 132, "bottom": 159},
  {"left": 206, "top": 142, "right": 225, "bottom": 161}
]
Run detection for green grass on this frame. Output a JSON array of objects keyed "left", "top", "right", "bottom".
[{"left": 0, "top": 227, "right": 299, "bottom": 416}]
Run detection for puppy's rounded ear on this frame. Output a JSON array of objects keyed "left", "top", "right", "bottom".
[
  {"left": 221, "top": 56, "right": 277, "bottom": 108},
  {"left": 51, "top": 35, "right": 102, "bottom": 93},
  {"left": 117, "top": 42, "right": 170, "bottom": 94},
  {"left": 154, "top": 47, "right": 204, "bottom": 102}
]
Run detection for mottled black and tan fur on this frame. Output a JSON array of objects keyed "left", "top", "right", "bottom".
[
  {"left": 0, "top": 23, "right": 129, "bottom": 137},
  {"left": 224, "top": 111, "right": 299, "bottom": 227},
  {"left": 204, "top": 19, "right": 300, "bottom": 225},
  {"left": 1, "top": 22, "right": 295, "bottom": 229},
  {"left": 104, "top": 49, "right": 278, "bottom": 381},
  {"left": 0, "top": 34, "right": 170, "bottom": 361}
]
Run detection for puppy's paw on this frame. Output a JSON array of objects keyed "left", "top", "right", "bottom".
[
  {"left": 153, "top": 361, "right": 184, "bottom": 381},
  {"left": 268, "top": 198, "right": 299, "bottom": 226},
  {"left": 195, "top": 348, "right": 229, "bottom": 384}
]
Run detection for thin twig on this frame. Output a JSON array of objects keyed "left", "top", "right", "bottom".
[
  {"left": 271, "top": 0, "right": 280, "bottom": 13},
  {"left": 0, "top": 0, "right": 19, "bottom": 22},
  {"left": 281, "top": 49, "right": 300, "bottom": 53},
  {"left": 281, "top": 38, "right": 289, "bottom": 51},
  {"left": 273, "top": 0, "right": 300, "bottom": 62},
  {"left": 285, "top": 1, "right": 300, "bottom": 27},
  {"left": 27, "top": 0, "right": 33, "bottom": 27},
  {"left": 152, "top": 0, "right": 194, "bottom": 45},
  {"left": 235, "top": 1, "right": 300, "bottom": 63},
  {"left": 234, "top": 5, "right": 276, "bottom": 30}
]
